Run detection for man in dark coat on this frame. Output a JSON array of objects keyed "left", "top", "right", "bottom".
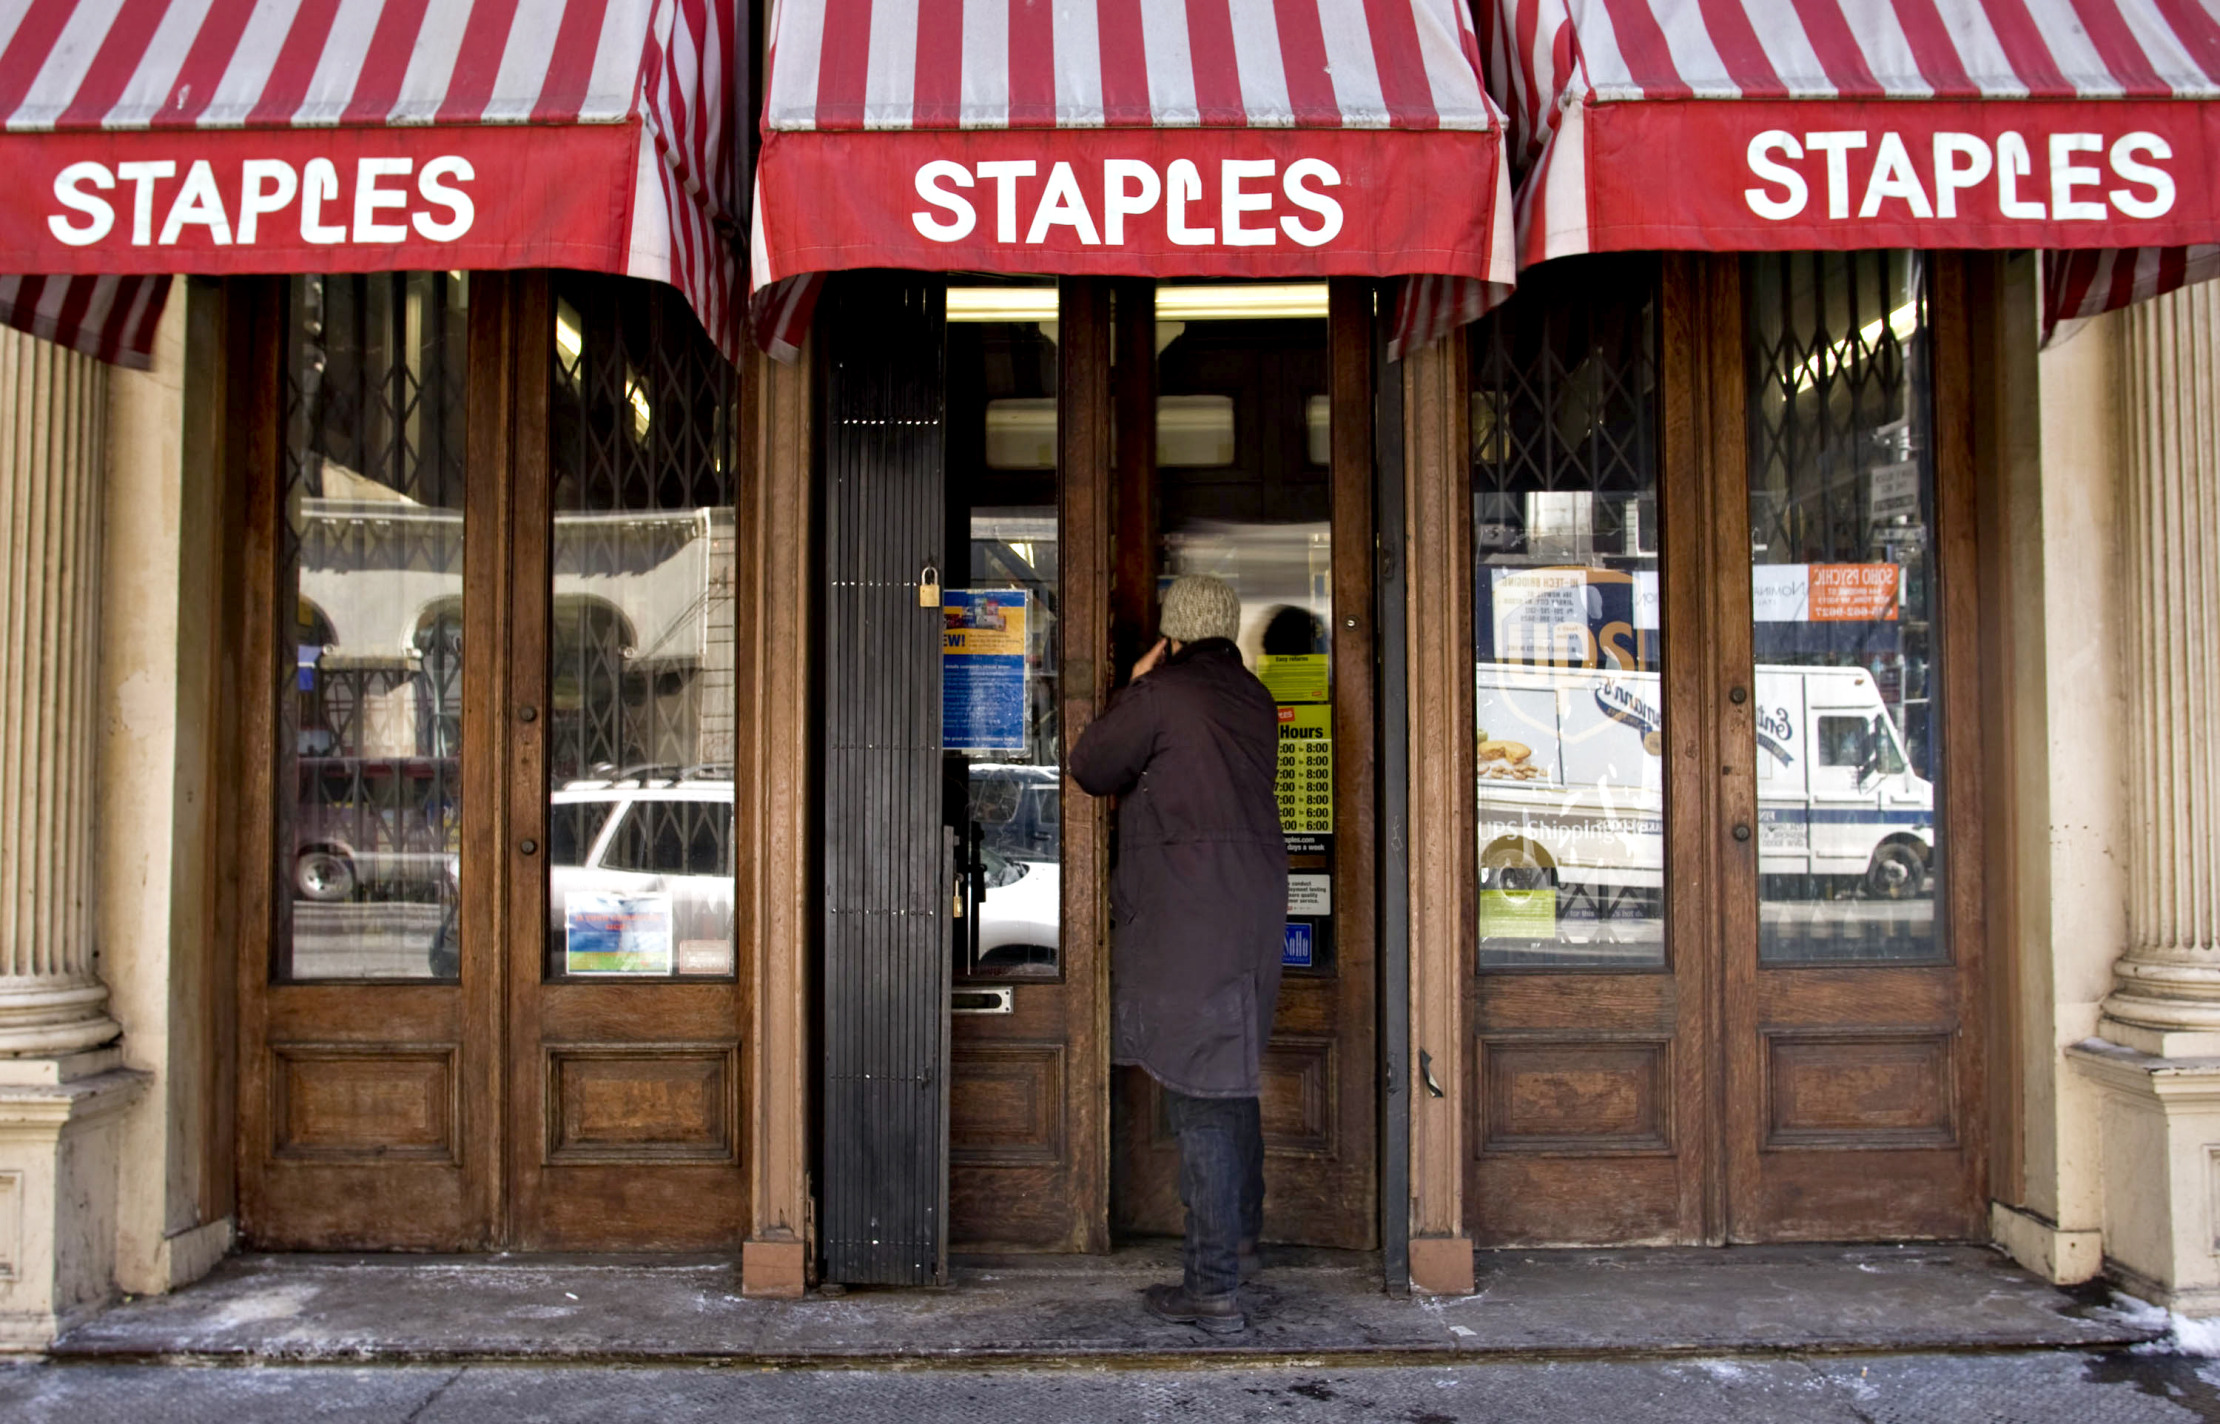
[{"left": 1069, "top": 574, "right": 1286, "bottom": 1334}]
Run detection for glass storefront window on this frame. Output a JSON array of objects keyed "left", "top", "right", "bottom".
[
  {"left": 543, "top": 274, "right": 738, "bottom": 981},
  {"left": 947, "top": 286, "right": 1062, "bottom": 980},
  {"left": 278, "top": 273, "right": 468, "bottom": 982},
  {"left": 1745, "top": 252, "right": 1942, "bottom": 964},
  {"left": 1469, "top": 258, "right": 1666, "bottom": 971}
]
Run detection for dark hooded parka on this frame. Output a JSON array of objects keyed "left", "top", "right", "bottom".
[{"left": 1069, "top": 638, "right": 1287, "bottom": 1099}]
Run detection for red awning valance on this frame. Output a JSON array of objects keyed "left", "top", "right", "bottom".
[
  {"left": 750, "top": 0, "right": 1516, "bottom": 300},
  {"left": 0, "top": 0, "right": 743, "bottom": 367},
  {"left": 1478, "top": 0, "right": 2220, "bottom": 326}
]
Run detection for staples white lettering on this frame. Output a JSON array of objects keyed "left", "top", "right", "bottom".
[
  {"left": 1994, "top": 133, "right": 2044, "bottom": 219},
  {"left": 1026, "top": 161, "right": 1101, "bottom": 244},
  {"left": 48, "top": 161, "right": 115, "bottom": 246},
  {"left": 1220, "top": 158, "right": 1276, "bottom": 246},
  {"left": 974, "top": 161, "right": 1036, "bottom": 244},
  {"left": 115, "top": 160, "right": 176, "bottom": 246},
  {"left": 1166, "top": 159, "right": 1214, "bottom": 245},
  {"left": 912, "top": 160, "right": 976, "bottom": 241},
  {"left": 1744, "top": 131, "right": 1807, "bottom": 220},
  {"left": 1858, "top": 132, "right": 1932, "bottom": 218},
  {"left": 413, "top": 155, "right": 474, "bottom": 241},
  {"left": 235, "top": 159, "right": 297, "bottom": 244},
  {"left": 2109, "top": 132, "right": 2174, "bottom": 219},
  {"left": 353, "top": 157, "right": 412, "bottom": 242},
  {"left": 2050, "top": 133, "right": 2106, "bottom": 220},
  {"left": 1280, "top": 158, "right": 1342, "bottom": 246},
  {"left": 1802, "top": 132, "right": 1867, "bottom": 220},
  {"left": 1931, "top": 134, "right": 1991, "bottom": 219},
  {"left": 1101, "top": 159, "right": 1160, "bottom": 244},
  {"left": 158, "top": 158, "right": 233, "bottom": 245},
  {"left": 300, "top": 158, "right": 345, "bottom": 243}
]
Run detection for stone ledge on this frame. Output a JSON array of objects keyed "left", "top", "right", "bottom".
[{"left": 2066, "top": 1037, "right": 2220, "bottom": 1102}]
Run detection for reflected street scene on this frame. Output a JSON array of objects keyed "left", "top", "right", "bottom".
[
  {"left": 1470, "top": 258, "right": 1666, "bottom": 969},
  {"left": 281, "top": 272, "right": 467, "bottom": 981},
  {"left": 1746, "top": 251, "right": 1941, "bottom": 964}
]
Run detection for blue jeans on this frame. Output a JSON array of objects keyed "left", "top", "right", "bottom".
[{"left": 1165, "top": 1090, "right": 1264, "bottom": 1300}]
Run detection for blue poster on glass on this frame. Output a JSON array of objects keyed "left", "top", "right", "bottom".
[{"left": 943, "top": 590, "right": 1030, "bottom": 754}]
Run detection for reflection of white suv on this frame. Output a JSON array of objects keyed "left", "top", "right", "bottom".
[
  {"left": 550, "top": 771, "right": 735, "bottom": 975},
  {"left": 551, "top": 768, "right": 1060, "bottom": 977}
]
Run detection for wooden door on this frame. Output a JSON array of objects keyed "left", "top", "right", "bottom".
[
  {"left": 240, "top": 270, "right": 753, "bottom": 1251},
  {"left": 238, "top": 271, "right": 495, "bottom": 1249},
  {"left": 1457, "top": 253, "right": 1985, "bottom": 1247},
  {"left": 1462, "top": 255, "right": 1709, "bottom": 1246},
  {"left": 1717, "top": 251, "right": 1985, "bottom": 1240},
  {"left": 944, "top": 278, "right": 1110, "bottom": 1253},
  {"left": 505, "top": 272, "right": 751, "bottom": 1250},
  {"left": 1111, "top": 281, "right": 1379, "bottom": 1251}
]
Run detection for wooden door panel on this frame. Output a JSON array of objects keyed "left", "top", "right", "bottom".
[
  {"left": 952, "top": 1002, "right": 1087, "bottom": 1248},
  {"left": 1722, "top": 251, "right": 1984, "bottom": 1243},
  {"left": 945, "top": 277, "right": 1112, "bottom": 1254},
  {"left": 237, "top": 273, "right": 494, "bottom": 1252},
  {"left": 1462, "top": 256, "right": 1706, "bottom": 1249}
]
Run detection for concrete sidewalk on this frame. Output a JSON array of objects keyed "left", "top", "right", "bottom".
[
  {"left": 49, "top": 1242, "right": 2159, "bottom": 1366},
  {"left": 7, "top": 1351, "right": 2220, "bottom": 1423}
]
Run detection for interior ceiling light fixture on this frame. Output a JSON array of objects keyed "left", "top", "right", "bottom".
[{"left": 945, "top": 283, "right": 1330, "bottom": 323}]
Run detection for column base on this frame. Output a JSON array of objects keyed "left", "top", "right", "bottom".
[
  {"left": 1408, "top": 1235, "right": 1476, "bottom": 1296},
  {"left": 0, "top": 1062, "right": 150, "bottom": 1352},
  {"left": 742, "top": 1238, "right": 809, "bottom": 1298},
  {"left": 2097, "top": 1012, "right": 2220, "bottom": 1060},
  {"left": 1989, "top": 1200, "right": 2104, "bottom": 1284},
  {"left": 2068, "top": 1037, "right": 2220, "bottom": 1316}
]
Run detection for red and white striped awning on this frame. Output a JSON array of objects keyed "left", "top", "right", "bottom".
[
  {"left": 750, "top": 0, "right": 1516, "bottom": 301},
  {"left": 1477, "top": 0, "right": 2220, "bottom": 326},
  {"left": 0, "top": 0, "right": 742, "bottom": 369}
]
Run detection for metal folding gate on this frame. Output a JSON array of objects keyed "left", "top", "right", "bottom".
[{"left": 817, "top": 274, "right": 952, "bottom": 1285}]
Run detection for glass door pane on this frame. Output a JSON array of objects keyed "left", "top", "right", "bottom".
[
  {"left": 949, "top": 292, "right": 1062, "bottom": 980},
  {"left": 542, "top": 274, "right": 738, "bottom": 981},
  {"left": 278, "top": 272, "right": 469, "bottom": 981},
  {"left": 1743, "top": 252, "right": 1940, "bottom": 964},
  {"left": 1470, "top": 257, "right": 1664, "bottom": 970}
]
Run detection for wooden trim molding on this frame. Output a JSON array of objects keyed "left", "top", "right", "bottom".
[
  {"left": 1402, "top": 332, "right": 1474, "bottom": 1292},
  {"left": 1059, "top": 276, "right": 1114, "bottom": 1254},
  {"left": 742, "top": 337, "right": 815, "bottom": 1297}
]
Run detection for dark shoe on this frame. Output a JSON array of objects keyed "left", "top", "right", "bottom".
[{"left": 1144, "top": 1281, "right": 1246, "bottom": 1335}]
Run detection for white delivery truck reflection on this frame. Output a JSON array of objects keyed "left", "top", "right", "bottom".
[{"left": 1474, "top": 663, "right": 1932, "bottom": 901}]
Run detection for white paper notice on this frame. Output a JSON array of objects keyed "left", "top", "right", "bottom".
[{"left": 1288, "top": 873, "right": 1331, "bottom": 916}]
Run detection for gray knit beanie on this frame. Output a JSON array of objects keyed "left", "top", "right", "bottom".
[{"left": 1159, "top": 574, "right": 1242, "bottom": 645}]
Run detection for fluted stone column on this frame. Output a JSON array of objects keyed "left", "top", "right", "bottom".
[
  {"left": 2070, "top": 281, "right": 2220, "bottom": 1315},
  {"left": 2099, "top": 282, "right": 2220, "bottom": 1058},
  {"left": 0, "top": 327, "right": 119, "bottom": 1059}
]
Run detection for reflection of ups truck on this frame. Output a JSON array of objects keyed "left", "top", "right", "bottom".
[{"left": 1475, "top": 663, "right": 1933, "bottom": 899}]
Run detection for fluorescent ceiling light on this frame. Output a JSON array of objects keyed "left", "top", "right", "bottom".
[
  {"left": 1155, "top": 284, "right": 1328, "bottom": 319},
  {"left": 947, "top": 287, "right": 1059, "bottom": 322},
  {"left": 946, "top": 283, "right": 1331, "bottom": 323}
]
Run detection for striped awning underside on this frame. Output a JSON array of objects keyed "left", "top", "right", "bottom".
[{"left": 0, "top": 0, "right": 742, "bottom": 366}]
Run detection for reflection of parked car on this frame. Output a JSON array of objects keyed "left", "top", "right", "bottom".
[
  {"left": 550, "top": 770, "right": 735, "bottom": 971},
  {"left": 972, "top": 845, "right": 1060, "bottom": 975},
  {"left": 292, "top": 757, "right": 459, "bottom": 902}
]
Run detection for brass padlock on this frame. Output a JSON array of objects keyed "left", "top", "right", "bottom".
[{"left": 918, "top": 562, "right": 941, "bottom": 608}]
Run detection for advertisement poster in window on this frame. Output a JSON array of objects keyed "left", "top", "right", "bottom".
[{"left": 943, "top": 589, "right": 1030, "bottom": 754}]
